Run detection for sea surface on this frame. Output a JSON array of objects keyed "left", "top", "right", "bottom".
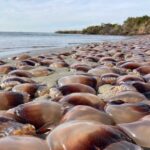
[{"left": 0, "top": 32, "right": 128, "bottom": 57}]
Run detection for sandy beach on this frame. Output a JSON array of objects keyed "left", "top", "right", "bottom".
[
  {"left": 0, "top": 35, "right": 150, "bottom": 149},
  {"left": 0, "top": 0, "right": 150, "bottom": 149},
  {"left": 0, "top": 35, "right": 131, "bottom": 88},
  {"left": 0, "top": 34, "right": 147, "bottom": 88}
]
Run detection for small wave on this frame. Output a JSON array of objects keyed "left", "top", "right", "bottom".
[
  {"left": 0, "top": 45, "right": 57, "bottom": 50},
  {"left": 0, "top": 32, "right": 55, "bottom": 37}
]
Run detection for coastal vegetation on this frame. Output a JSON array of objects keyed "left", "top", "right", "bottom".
[
  {"left": 56, "top": 15, "right": 150, "bottom": 35},
  {"left": 56, "top": 30, "right": 81, "bottom": 34}
]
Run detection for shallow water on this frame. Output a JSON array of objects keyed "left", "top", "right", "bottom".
[{"left": 0, "top": 32, "right": 127, "bottom": 57}]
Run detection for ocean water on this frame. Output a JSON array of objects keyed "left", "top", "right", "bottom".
[{"left": 0, "top": 32, "right": 127, "bottom": 57}]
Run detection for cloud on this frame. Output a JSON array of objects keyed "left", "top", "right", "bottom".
[{"left": 0, "top": 0, "right": 150, "bottom": 32}]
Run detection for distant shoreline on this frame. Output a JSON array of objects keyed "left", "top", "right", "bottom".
[
  {"left": 1, "top": 33, "right": 141, "bottom": 60},
  {"left": 56, "top": 15, "right": 150, "bottom": 35},
  {"left": 8, "top": 34, "right": 146, "bottom": 61},
  {"left": 0, "top": 33, "right": 127, "bottom": 58}
]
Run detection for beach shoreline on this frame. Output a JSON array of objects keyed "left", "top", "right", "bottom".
[
  {"left": 0, "top": 33, "right": 128, "bottom": 59},
  {"left": 0, "top": 34, "right": 149, "bottom": 149},
  {"left": 3, "top": 34, "right": 140, "bottom": 59},
  {"left": 1, "top": 34, "right": 149, "bottom": 88},
  {"left": 0, "top": 33, "right": 131, "bottom": 59}
]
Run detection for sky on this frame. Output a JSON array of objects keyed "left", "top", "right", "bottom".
[{"left": 0, "top": 0, "right": 150, "bottom": 32}]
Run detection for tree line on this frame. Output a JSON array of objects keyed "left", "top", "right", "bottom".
[{"left": 56, "top": 15, "right": 150, "bottom": 35}]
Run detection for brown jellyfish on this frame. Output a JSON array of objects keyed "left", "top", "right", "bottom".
[
  {"left": 28, "top": 57, "right": 42, "bottom": 64},
  {"left": 0, "top": 136, "right": 49, "bottom": 150},
  {"left": 101, "top": 73, "right": 119, "bottom": 85},
  {"left": 50, "top": 61, "right": 69, "bottom": 68},
  {"left": 15, "top": 54, "right": 31, "bottom": 61},
  {"left": 59, "top": 93, "right": 105, "bottom": 110},
  {"left": 117, "top": 75, "right": 144, "bottom": 84},
  {"left": 114, "top": 52, "right": 125, "bottom": 61},
  {"left": 70, "top": 63, "right": 91, "bottom": 72},
  {"left": 61, "top": 105, "right": 114, "bottom": 125},
  {"left": 106, "top": 91, "right": 146, "bottom": 103},
  {"left": 57, "top": 75, "right": 97, "bottom": 89},
  {"left": 85, "top": 56, "right": 99, "bottom": 62},
  {"left": 21, "top": 59, "right": 38, "bottom": 66},
  {"left": 136, "top": 66, "right": 150, "bottom": 75},
  {"left": 12, "top": 83, "right": 49, "bottom": 99},
  {"left": 16, "top": 60, "right": 37, "bottom": 69},
  {"left": 100, "top": 57, "right": 116, "bottom": 63},
  {"left": 116, "top": 60, "right": 132, "bottom": 67},
  {"left": 46, "top": 121, "right": 132, "bottom": 150},
  {"left": 50, "top": 83, "right": 96, "bottom": 98},
  {"left": 1, "top": 77, "right": 35, "bottom": 89},
  {"left": 30, "top": 67, "right": 54, "bottom": 77},
  {"left": 120, "top": 62, "right": 141, "bottom": 70},
  {"left": 0, "top": 65, "right": 16, "bottom": 74},
  {"left": 0, "top": 117, "right": 35, "bottom": 137},
  {"left": 118, "top": 119, "right": 150, "bottom": 148},
  {"left": 105, "top": 102, "right": 150, "bottom": 124},
  {"left": 58, "top": 52, "right": 72, "bottom": 57},
  {"left": 0, "top": 91, "right": 30, "bottom": 110},
  {"left": 8, "top": 70, "right": 33, "bottom": 78},
  {"left": 13, "top": 100, "right": 63, "bottom": 131},
  {"left": 100, "top": 57, "right": 116, "bottom": 66},
  {"left": 130, "top": 81, "right": 150, "bottom": 93},
  {"left": 40, "top": 59, "right": 53, "bottom": 66}
]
